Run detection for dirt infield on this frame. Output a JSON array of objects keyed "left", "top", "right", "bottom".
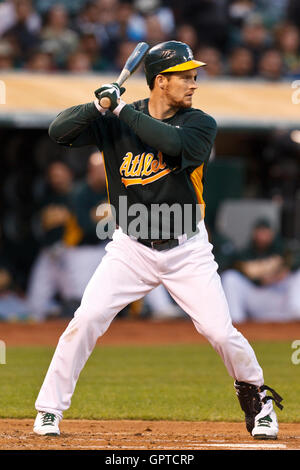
[
  {"left": 2, "top": 318, "right": 300, "bottom": 346},
  {"left": 0, "top": 419, "right": 299, "bottom": 450},
  {"left": 1, "top": 319, "right": 300, "bottom": 450}
]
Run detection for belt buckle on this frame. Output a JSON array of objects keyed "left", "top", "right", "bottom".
[
  {"left": 151, "top": 239, "right": 178, "bottom": 251},
  {"left": 151, "top": 240, "right": 163, "bottom": 249}
]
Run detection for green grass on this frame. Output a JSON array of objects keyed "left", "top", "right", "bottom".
[{"left": 0, "top": 342, "right": 299, "bottom": 421}]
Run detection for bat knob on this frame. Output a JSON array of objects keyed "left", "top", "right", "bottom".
[{"left": 99, "top": 96, "right": 111, "bottom": 109}]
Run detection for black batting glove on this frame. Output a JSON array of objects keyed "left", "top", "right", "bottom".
[
  {"left": 94, "top": 83, "right": 126, "bottom": 111},
  {"left": 94, "top": 82, "right": 126, "bottom": 102}
]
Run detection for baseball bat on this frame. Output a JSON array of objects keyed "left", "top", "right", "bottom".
[{"left": 99, "top": 42, "right": 150, "bottom": 109}]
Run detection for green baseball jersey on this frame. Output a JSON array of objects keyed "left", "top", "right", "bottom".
[{"left": 49, "top": 98, "right": 217, "bottom": 239}]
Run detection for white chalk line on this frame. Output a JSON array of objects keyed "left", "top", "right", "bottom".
[
  {"left": 195, "top": 443, "right": 287, "bottom": 449},
  {"left": 30, "top": 442, "right": 287, "bottom": 450},
  {"left": 113, "top": 443, "right": 287, "bottom": 449},
  {"left": 2, "top": 434, "right": 289, "bottom": 449},
  {"left": 56, "top": 437, "right": 287, "bottom": 448}
]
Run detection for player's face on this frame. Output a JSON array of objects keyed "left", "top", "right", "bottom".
[{"left": 163, "top": 69, "right": 198, "bottom": 108}]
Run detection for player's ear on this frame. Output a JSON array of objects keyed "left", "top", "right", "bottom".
[{"left": 156, "top": 74, "right": 167, "bottom": 90}]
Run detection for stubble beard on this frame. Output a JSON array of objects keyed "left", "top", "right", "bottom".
[{"left": 165, "top": 88, "right": 193, "bottom": 110}]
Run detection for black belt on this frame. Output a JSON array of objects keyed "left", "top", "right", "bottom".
[{"left": 136, "top": 228, "right": 199, "bottom": 251}]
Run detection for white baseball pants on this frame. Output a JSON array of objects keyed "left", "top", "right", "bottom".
[
  {"left": 27, "top": 243, "right": 71, "bottom": 321},
  {"left": 222, "top": 268, "right": 300, "bottom": 323},
  {"left": 35, "top": 221, "right": 264, "bottom": 418}
]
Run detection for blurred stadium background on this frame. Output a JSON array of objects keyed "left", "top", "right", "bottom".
[{"left": 0, "top": 0, "right": 300, "bottom": 324}]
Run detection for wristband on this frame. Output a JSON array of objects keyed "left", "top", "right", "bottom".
[{"left": 112, "top": 100, "right": 127, "bottom": 117}]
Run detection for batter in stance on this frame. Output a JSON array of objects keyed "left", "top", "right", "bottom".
[{"left": 34, "top": 41, "right": 283, "bottom": 439}]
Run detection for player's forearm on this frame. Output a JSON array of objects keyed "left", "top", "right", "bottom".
[
  {"left": 117, "top": 104, "right": 182, "bottom": 156},
  {"left": 48, "top": 102, "right": 101, "bottom": 144}
]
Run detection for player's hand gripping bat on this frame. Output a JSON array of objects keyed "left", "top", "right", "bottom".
[{"left": 99, "top": 42, "right": 150, "bottom": 109}]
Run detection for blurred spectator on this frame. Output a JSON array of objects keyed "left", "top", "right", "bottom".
[
  {"left": 287, "top": 0, "right": 300, "bottom": 29},
  {"left": 1, "top": 31, "right": 22, "bottom": 67},
  {"left": 2, "top": 0, "right": 41, "bottom": 63},
  {"left": 134, "top": 0, "right": 175, "bottom": 37},
  {"left": 195, "top": 46, "right": 224, "bottom": 78},
  {"left": 0, "top": 0, "right": 17, "bottom": 37},
  {"left": 34, "top": 0, "right": 87, "bottom": 16},
  {"left": 0, "top": 40, "right": 14, "bottom": 69},
  {"left": 75, "top": 0, "right": 120, "bottom": 62},
  {"left": 176, "top": 24, "right": 198, "bottom": 52},
  {"left": 174, "top": 0, "right": 229, "bottom": 52},
  {"left": 66, "top": 50, "right": 92, "bottom": 72},
  {"left": 27, "top": 160, "right": 76, "bottom": 321},
  {"left": 238, "top": 13, "right": 272, "bottom": 71},
  {"left": 221, "top": 218, "right": 300, "bottom": 323},
  {"left": 144, "top": 13, "right": 167, "bottom": 46},
  {"left": 77, "top": 32, "right": 109, "bottom": 71},
  {"left": 116, "top": 0, "right": 145, "bottom": 42},
  {"left": 97, "top": 0, "right": 122, "bottom": 54},
  {"left": 228, "top": 0, "right": 256, "bottom": 29},
  {"left": 274, "top": 22, "right": 300, "bottom": 77},
  {"left": 40, "top": 4, "right": 79, "bottom": 68},
  {"left": 75, "top": 0, "right": 113, "bottom": 53},
  {"left": 75, "top": 0, "right": 102, "bottom": 39},
  {"left": 0, "top": 224, "right": 29, "bottom": 321},
  {"left": 0, "top": 0, "right": 41, "bottom": 37},
  {"left": 258, "top": 48, "right": 284, "bottom": 80},
  {"left": 114, "top": 40, "right": 138, "bottom": 72},
  {"left": 98, "top": 0, "right": 119, "bottom": 24},
  {"left": 254, "top": 0, "right": 289, "bottom": 29},
  {"left": 25, "top": 48, "right": 54, "bottom": 72},
  {"left": 0, "top": 0, "right": 294, "bottom": 79},
  {"left": 227, "top": 46, "right": 255, "bottom": 77},
  {"left": 262, "top": 129, "right": 300, "bottom": 200}
]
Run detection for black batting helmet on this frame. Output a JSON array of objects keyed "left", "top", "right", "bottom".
[{"left": 144, "top": 40, "right": 206, "bottom": 87}]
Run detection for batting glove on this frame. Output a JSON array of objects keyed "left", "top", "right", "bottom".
[
  {"left": 94, "top": 82, "right": 126, "bottom": 111},
  {"left": 95, "top": 82, "right": 126, "bottom": 97}
]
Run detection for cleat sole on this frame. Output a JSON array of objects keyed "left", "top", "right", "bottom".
[{"left": 253, "top": 434, "right": 277, "bottom": 440}]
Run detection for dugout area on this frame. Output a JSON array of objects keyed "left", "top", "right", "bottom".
[
  {"left": 0, "top": 119, "right": 299, "bottom": 292},
  {"left": 0, "top": 72, "right": 300, "bottom": 289},
  {"left": 0, "top": 75, "right": 299, "bottom": 291}
]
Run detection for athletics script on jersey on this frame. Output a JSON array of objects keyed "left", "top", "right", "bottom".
[{"left": 119, "top": 151, "right": 172, "bottom": 187}]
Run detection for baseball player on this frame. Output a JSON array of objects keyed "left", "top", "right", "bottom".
[{"left": 33, "top": 41, "right": 283, "bottom": 439}]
